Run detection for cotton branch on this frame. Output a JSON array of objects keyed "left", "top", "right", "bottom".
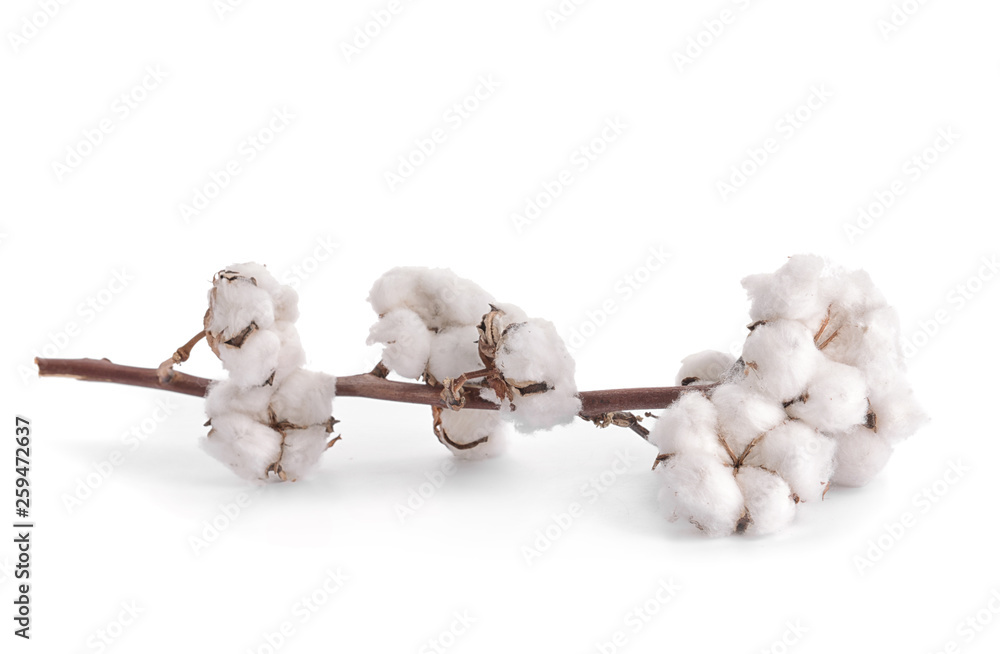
[{"left": 34, "top": 357, "right": 695, "bottom": 421}]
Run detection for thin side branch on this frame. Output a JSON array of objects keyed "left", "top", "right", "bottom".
[
  {"left": 35, "top": 357, "right": 703, "bottom": 416},
  {"left": 157, "top": 330, "right": 207, "bottom": 383}
]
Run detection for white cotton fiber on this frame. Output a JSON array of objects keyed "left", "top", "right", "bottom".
[
  {"left": 276, "top": 426, "right": 331, "bottom": 481},
  {"left": 819, "top": 267, "right": 887, "bottom": 322},
  {"left": 269, "top": 369, "right": 337, "bottom": 427},
  {"left": 735, "top": 466, "right": 796, "bottom": 536},
  {"left": 742, "top": 421, "right": 835, "bottom": 503},
  {"left": 648, "top": 391, "right": 728, "bottom": 460},
  {"left": 201, "top": 413, "right": 284, "bottom": 482},
  {"left": 831, "top": 426, "right": 893, "bottom": 487},
  {"left": 437, "top": 409, "right": 508, "bottom": 459},
  {"left": 742, "top": 255, "right": 828, "bottom": 328},
  {"left": 494, "top": 319, "right": 572, "bottom": 384},
  {"left": 489, "top": 302, "right": 529, "bottom": 330},
  {"left": 227, "top": 261, "right": 300, "bottom": 324},
  {"left": 366, "top": 307, "right": 432, "bottom": 379},
  {"left": 821, "top": 306, "right": 903, "bottom": 388},
  {"left": 206, "top": 269, "right": 278, "bottom": 336},
  {"left": 785, "top": 359, "right": 869, "bottom": 434},
  {"left": 710, "top": 384, "right": 787, "bottom": 455},
  {"left": 205, "top": 380, "right": 273, "bottom": 423},
  {"left": 739, "top": 319, "right": 822, "bottom": 403},
  {"left": 657, "top": 452, "right": 745, "bottom": 537},
  {"left": 271, "top": 321, "right": 307, "bottom": 385},
  {"left": 367, "top": 267, "right": 495, "bottom": 330},
  {"left": 217, "top": 327, "right": 282, "bottom": 388},
  {"left": 493, "top": 318, "right": 581, "bottom": 431},
  {"left": 427, "top": 325, "right": 483, "bottom": 382},
  {"left": 675, "top": 350, "right": 737, "bottom": 386},
  {"left": 866, "top": 378, "right": 928, "bottom": 445}
]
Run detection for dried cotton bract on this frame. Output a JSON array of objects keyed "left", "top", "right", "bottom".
[
  {"left": 202, "top": 264, "right": 337, "bottom": 482},
  {"left": 367, "top": 267, "right": 581, "bottom": 457},
  {"left": 653, "top": 255, "right": 926, "bottom": 536}
]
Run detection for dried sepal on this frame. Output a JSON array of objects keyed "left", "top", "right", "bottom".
[
  {"left": 431, "top": 406, "right": 489, "bottom": 450},
  {"left": 477, "top": 304, "right": 505, "bottom": 368},
  {"left": 224, "top": 321, "right": 257, "bottom": 348}
]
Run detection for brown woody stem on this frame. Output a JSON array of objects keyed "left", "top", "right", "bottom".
[{"left": 35, "top": 357, "right": 700, "bottom": 418}]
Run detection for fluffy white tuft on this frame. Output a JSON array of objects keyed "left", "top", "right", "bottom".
[
  {"left": 656, "top": 453, "right": 745, "bottom": 537},
  {"left": 831, "top": 426, "right": 893, "bottom": 487},
  {"left": 201, "top": 413, "right": 283, "bottom": 482},
  {"left": 738, "top": 319, "right": 822, "bottom": 403},
  {"left": 367, "top": 266, "right": 494, "bottom": 330},
  {"left": 742, "top": 254, "right": 828, "bottom": 328},
  {"left": 675, "top": 350, "right": 737, "bottom": 386},
  {"left": 648, "top": 391, "right": 727, "bottom": 460},
  {"left": 366, "top": 307, "right": 432, "bottom": 379},
  {"left": 785, "top": 359, "right": 869, "bottom": 434},
  {"left": 711, "top": 384, "right": 787, "bottom": 455},
  {"left": 741, "top": 417, "right": 835, "bottom": 503},
  {"left": 735, "top": 467, "right": 796, "bottom": 536},
  {"left": 426, "top": 325, "right": 482, "bottom": 383},
  {"left": 493, "top": 318, "right": 582, "bottom": 432}
]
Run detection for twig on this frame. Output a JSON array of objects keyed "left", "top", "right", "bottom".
[{"left": 35, "top": 357, "right": 701, "bottom": 416}]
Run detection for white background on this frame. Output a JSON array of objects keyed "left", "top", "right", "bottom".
[{"left": 2, "top": 0, "right": 999, "bottom": 652}]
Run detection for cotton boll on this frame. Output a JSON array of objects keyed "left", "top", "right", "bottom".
[
  {"left": 367, "top": 267, "right": 495, "bottom": 330},
  {"left": 739, "top": 319, "right": 822, "bottom": 402},
  {"left": 269, "top": 369, "right": 337, "bottom": 427},
  {"left": 201, "top": 413, "right": 283, "bottom": 482},
  {"left": 675, "top": 350, "right": 737, "bottom": 386},
  {"left": 742, "top": 421, "right": 835, "bottom": 502},
  {"left": 831, "top": 426, "right": 893, "bottom": 487},
  {"left": 648, "top": 391, "right": 728, "bottom": 460},
  {"left": 437, "top": 409, "right": 508, "bottom": 459},
  {"left": 494, "top": 318, "right": 581, "bottom": 431},
  {"left": 217, "top": 327, "right": 282, "bottom": 388},
  {"left": 657, "top": 453, "right": 744, "bottom": 537},
  {"left": 735, "top": 466, "right": 796, "bottom": 536},
  {"left": 742, "top": 255, "right": 828, "bottom": 328},
  {"left": 276, "top": 425, "right": 330, "bottom": 481},
  {"left": 201, "top": 261, "right": 334, "bottom": 483},
  {"left": 867, "top": 379, "right": 928, "bottom": 444},
  {"left": 205, "top": 380, "right": 273, "bottom": 422},
  {"left": 366, "top": 307, "right": 432, "bottom": 379},
  {"left": 710, "top": 384, "right": 787, "bottom": 455},
  {"left": 786, "top": 360, "right": 869, "bottom": 434}
]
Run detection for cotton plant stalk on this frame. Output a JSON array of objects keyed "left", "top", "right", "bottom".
[{"left": 35, "top": 255, "right": 926, "bottom": 537}]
